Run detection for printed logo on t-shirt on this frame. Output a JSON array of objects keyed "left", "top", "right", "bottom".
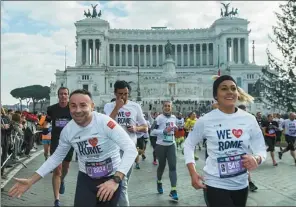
[
  {"left": 76, "top": 137, "right": 102, "bottom": 156},
  {"left": 117, "top": 111, "right": 132, "bottom": 126},
  {"left": 217, "top": 129, "right": 244, "bottom": 151},
  {"left": 107, "top": 120, "right": 116, "bottom": 129}
]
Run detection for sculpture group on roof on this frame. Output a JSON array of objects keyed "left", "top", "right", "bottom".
[
  {"left": 220, "top": 3, "right": 239, "bottom": 17},
  {"left": 84, "top": 4, "right": 102, "bottom": 18}
]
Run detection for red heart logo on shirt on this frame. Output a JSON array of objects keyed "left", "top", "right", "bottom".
[
  {"left": 88, "top": 138, "right": 98, "bottom": 147},
  {"left": 125, "top": 112, "right": 131, "bottom": 117},
  {"left": 232, "top": 129, "right": 243, "bottom": 138}
]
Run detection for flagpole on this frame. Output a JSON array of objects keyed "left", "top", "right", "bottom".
[{"left": 65, "top": 45, "right": 67, "bottom": 70}]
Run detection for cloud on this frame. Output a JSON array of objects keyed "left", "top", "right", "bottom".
[{"left": 1, "top": 1, "right": 284, "bottom": 105}]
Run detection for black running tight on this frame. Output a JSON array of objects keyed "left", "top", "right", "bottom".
[{"left": 203, "top": 185, "right": 248, "bottom": 207}]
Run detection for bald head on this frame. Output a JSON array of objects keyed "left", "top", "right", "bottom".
[{"left": 289, "top": 112, "right": 296, "bottom": 120}]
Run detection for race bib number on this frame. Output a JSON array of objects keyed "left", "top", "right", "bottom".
[
  {"left": 217, "top": 154, "right": 247, "bottom": 178},
  {"left": 85, "top": 158, "right": 113, "bottom": 179},
  {"left": 288, "top": 129, "right": 296, "bottom": 136},
  {"left": 55, "top": 119, "right": 69, "bottom": 128},
  {"left": 163, "top": 134, "right": 174, "bottom": 142},
  {"left": 268, "top": 129, "right": 275, "bottom": 134}
]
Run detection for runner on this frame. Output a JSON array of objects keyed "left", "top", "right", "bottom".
[
  {"left": 184, "top": 75, "right": 266, "bottom": 207},
  {"left": 104, "top": 80, "right": 147, "bottom": 207},
  {"left": 8, "top": 89, "right": 138, "bottom": 207},
  {"left": 46, "top": 87, "right": 74, "bottom": 207},
  {"left": 262, "top": 114, "right": 279, "bottom": 166},
  {"left": 151, "top": 101, "right": 179, "bottom": 201},
  {"left": 278, "top": 112, "right": 296, "bottom": 165},
  {"left": 150, "top": 112, "right": 160, "bottom": 165},
  {"left": 175, "top": 112, "right": 185, "bottom": 150},
  {"left": 141, "top": 113, "right": 151, "bottom": 161},
  {"left": 184, "top": 112, "right": 199, "bottom": 160},
  {"left": 40, "top": 116, "right": 52, "bottom": 161},
  {"left": 237, "top": 104, "right": 258, "bottom": 192}
]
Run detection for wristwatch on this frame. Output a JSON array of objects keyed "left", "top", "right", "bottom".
[
  {"left": 112, "top": 175, "right": 122, "bottom": 184},
  {"left": 254, "top": 155, "right": 262, "bottom": 165}
]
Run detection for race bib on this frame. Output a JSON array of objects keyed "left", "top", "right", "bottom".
[
  {"left": 217, "top": 154, "right": 247, "bottom": 178},
  {"left": 268, "top": 129, "right": 275, "bottom": 134},
  {"left": 85, "top": 158, "right": 113, "bottom": 179},
  {"left": 289, "top": 129, "right": 296, "bottom": 136},
  {"left": 163, "top": 134, "right": 174, "bottom": 142},
  {"left": 55, "top": 119, "right": 69, "bottom": 128}
]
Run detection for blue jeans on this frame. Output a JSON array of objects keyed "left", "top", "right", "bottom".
[{"left": 118, "top": 150, "right": 134, "bottom": 207}]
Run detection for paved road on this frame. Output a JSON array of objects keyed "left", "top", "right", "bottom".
[{"left": 2, "top": 144, "right": 296, "bottom": 206}]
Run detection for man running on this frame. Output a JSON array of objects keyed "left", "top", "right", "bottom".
[
  {"left": 8, "top": 89, "right": 138, "bottom": 207},
  {"left": 278, "top": 112, "right": 296, "bottom": 165},
  {"left": 104, "top": 80, "right": 147, "bottom": 207},
  {"left": 151, "top": 101, "right": 179, "bottom": 201},
  {"left": 46, "top": 87, "right": 74, "bottom": 207}
]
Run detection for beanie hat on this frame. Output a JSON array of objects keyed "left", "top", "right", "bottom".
[{"left": 213, "top": 75, "right": 237, "bottom": 99}]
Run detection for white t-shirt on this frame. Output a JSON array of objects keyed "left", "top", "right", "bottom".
[
  {"left": 36, "top": 112, "right": 138, "bottom": 178},
  {"left": 184, "top": 108, "right": 266, "bottom": 190},
  {"left": 176, "top": 117, "right": 185, "bottom": 129},
  {"left": 151, "top": 114, "right": 177, "bottom": 146},
  {"left": 282, "top": 119, "right": 296, "bottom": 137},
  {"left": 104, "top": 101, "right": 146, "bottom": 144}
]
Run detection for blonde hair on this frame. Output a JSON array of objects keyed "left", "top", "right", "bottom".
[{"left": 237, "top": 87, "right": 254, "bottom": 103}]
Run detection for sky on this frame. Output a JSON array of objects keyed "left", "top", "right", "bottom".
[{"left": 1, "top": 1, "right": 283, "bottom": 105}]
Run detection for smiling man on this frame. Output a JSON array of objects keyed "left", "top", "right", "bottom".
[
  {"left": 104, "top": 80, "right": 147, "bottom": 207},
  {"left": 8, "top": 89, "right": 138, "bottom": 207}
]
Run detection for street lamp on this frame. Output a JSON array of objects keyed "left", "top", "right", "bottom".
[
  {"left": 103, "top": 64, "right": 108, "bottom": 94},
  {"left": 136, "top": 54, "right": 142, "bottom": 102}
]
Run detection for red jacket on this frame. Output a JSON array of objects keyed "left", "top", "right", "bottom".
[{"left": 22, "top": 111, "right": 39, "bottom": 122}]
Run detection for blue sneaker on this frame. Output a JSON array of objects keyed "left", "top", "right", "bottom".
[
  {"left": 59, "top": 181, "right": 65, "bottom": 194},
  {"left": 169, "top": 190, "right": 179, "bottom": 201},
  {"left": 54, "top": 199, "right": 60, "bottom": 207},
  {"left": 157, "top": 182, "right": 163, "bottom": 194}
]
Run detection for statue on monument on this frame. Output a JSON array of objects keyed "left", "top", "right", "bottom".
[
  {"left": 91, "top": 4, "right": 98, "bottom": 18},
  {"left": 221, "top": 3, "right": 238, "bottom": 17},
  {"left": 165, "top": 40, "right": 173, "bottom": 58},
  {"left": 84, "top": 9, "right": 92, "bottom": 18},
  {"left": 221, "top": 2, "right": 230, "bottom": 17}
]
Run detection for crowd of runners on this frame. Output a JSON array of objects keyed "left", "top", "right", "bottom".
[{"left": 5, "top": 75, "right": 296, "bottom": 207}]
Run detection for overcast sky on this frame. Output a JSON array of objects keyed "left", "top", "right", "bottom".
[{"left": 1, "top": 1, "right": 283, "bottom": 105}]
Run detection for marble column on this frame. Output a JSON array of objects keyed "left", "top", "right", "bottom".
[
  {"left": 193, "top": 44, "right": 196, "bottom": 66},
  {"left": 92, "top": 39, "right": 96, "bottom": 65},
  {"left": 86, "top": 39, "right": 89, "bottom": 65},
  {"left": 132, "top": 45, "right": 134, "bottom": 67},
  {"left": 200, "top": 43, "right": 202, "bottom": 66},
  {"left": 119, "top": 44, "right": 122, "bottom": 67},
  {"left": 187, "top": 44, "right": 190, "bottom": 66},
  {"left": 238, "top": 38, "right": 241, "bottom": 64},
  {"left": 181, "top": 44, "right": 184, "bottom": 66}
]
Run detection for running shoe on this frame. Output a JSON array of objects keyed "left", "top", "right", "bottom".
[
  {"left": 169, "top": 190, "right": 179, "bottom": 201},
  {"left": 59, "top": 181, "right": 65, "bottom": 194},
  {"left": 142, "top": 154, "right": 146, "bottom": 160},
  {"left": 153, "top": 160, "right": 158, "bottom": 165},
  {"left": 54, "top": 199, "right": 60, "bottom": 207},
  {"left": 278, "top": 152, "right": 283, "bottom": 160},
  {"left": 249, "top": 182, "right": 258, "bottom": 192},
  {"left": 157, "top": 182, "right": 163, "bottom": 194},
  {"left": 135, "top": 163, "right": 140, "bottom": 169}
]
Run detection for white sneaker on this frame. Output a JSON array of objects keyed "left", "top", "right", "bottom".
[{"left": 31, "top": 148, "right": 37, "bottom": 152}]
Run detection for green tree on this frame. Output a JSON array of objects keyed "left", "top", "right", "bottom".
[
  {"left": 10, "top": 85, "right": 50, "bottom": 112},
  {"left": 257, "top": 0, "right": 296, "bottom": 112}
]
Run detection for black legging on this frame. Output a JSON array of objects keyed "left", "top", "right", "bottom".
[
  {"left": 150, "top": 136, "right": 157, "bottom": 161},
  {"left": 203, "top": 185, "right": 248, "bottom": 207},
  {"left": 74, "top": 171, "right": 121, "bottom": 207}
]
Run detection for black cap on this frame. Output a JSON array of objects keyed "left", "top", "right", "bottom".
[{"left": 213, "top": 75, "right": 237, "bottom": 100}]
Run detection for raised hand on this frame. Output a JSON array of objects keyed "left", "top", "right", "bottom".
[{"left": 8, "top": 178, "right": 32, "bottom": 198}]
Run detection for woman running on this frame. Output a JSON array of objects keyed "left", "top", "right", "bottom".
[{"left": 184, "top": 75, "right": 266, "bottom": 207}]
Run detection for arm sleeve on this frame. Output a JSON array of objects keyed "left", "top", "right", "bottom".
[
  {"left": 249, "top": 117, "right": 267, "bottom": 163},
  {"left": 151, "top": 116, "right": 164, "bottom": 136},
  {"left": 136, "top": 104, "right": 146, "bottom": 126},
  {"left": 104, "top": 116, "right": 138, "bottom": 176},
  {"left": 184, "top": 119, "right": 204, "bottom": 165},
  {"left": 103, "top": 104, "right": 111, "bottom": 116},
  {"left": 35, "top": 127, "right": 72, "bottom": 177}
]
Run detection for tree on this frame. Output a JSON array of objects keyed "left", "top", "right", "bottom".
[
  {"left": 257, "top": 0, "right": 296, "bottom": 112},
  {"left": 10, "top": 85, "right": 50, "bottom": 112}
]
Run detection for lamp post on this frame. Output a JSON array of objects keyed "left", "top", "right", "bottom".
[
  {"left": 136, "top": 54, "right": 142, "bottom": 102},
  {"left": 103, "top": 64, "right": 108, "bottom": 94}
]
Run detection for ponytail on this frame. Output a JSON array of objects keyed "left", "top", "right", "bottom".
[{"left": 237, "top": 87, "right": 254, "bottom": 103}]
